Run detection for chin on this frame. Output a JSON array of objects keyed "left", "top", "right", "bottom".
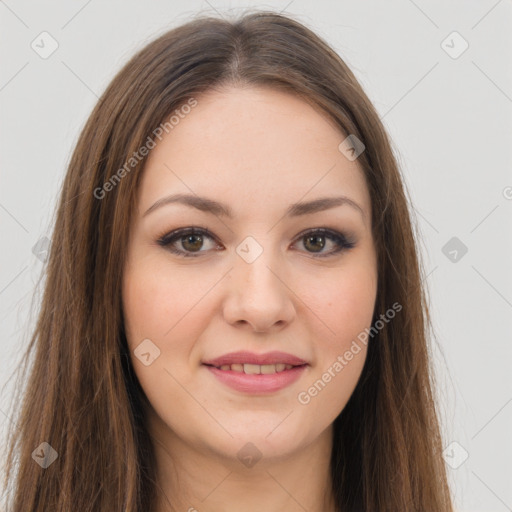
[{"left": 203, "top": 416, "right": 315, "bottom": 461}]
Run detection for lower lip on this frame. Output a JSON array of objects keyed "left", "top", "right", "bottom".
[{"left": 204, "top": 364, "right": 308, "bottom": 393}]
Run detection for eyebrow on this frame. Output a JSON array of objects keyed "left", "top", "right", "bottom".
[{"left": 143, "top": 193, "right": 366, "bottom": 221}]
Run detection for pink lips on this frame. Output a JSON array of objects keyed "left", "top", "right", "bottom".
[
  {"left": 203, "top": 350, "right": 308, "bottom": 367},
  {"left": 202, "top": 351, "right": 308, "bottom": 394}
]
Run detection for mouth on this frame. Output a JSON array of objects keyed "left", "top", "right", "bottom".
[
  {"left": 204, "top": 362, "right": 304, "bottom": 374},
  {"left": 202, "top": 351, "right": 309, "bottom": 393}
]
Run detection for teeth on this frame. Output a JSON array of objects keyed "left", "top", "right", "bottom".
[
  {"left": 244, "top": 364, "right": 260, "bottom": 374},
  {"left": 216, "top": 363, "right": 297, "bottom": 373},
  {"left": 260, "top": 364, "right": 276, "bottom": 374}
]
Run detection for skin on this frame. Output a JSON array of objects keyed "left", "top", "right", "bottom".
[{"left": 122, "top": 86, "right": 378, "bottom": 512}]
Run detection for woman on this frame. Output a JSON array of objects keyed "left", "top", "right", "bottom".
[{"left": 2, "top": 10, "right": 454, "bottom": 511}]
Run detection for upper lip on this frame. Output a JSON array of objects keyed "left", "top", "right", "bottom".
[{"left": 203, "top": 351, "right": 308, "bottom": 367}]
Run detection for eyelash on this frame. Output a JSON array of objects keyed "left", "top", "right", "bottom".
[{"left": 156, "top": 226, "right": 356, "bottom": 258}]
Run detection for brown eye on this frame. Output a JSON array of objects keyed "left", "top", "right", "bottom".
[
  {"left": 303, "top": 233, "right": 326, "bottom": 253},
  {"left": 157, "top": 227, "right": 355, "bottom": 258},
  {"left": 157, "top": 227, "right": 219, "bottom": 258},
  {"left": 181, "top": 233, "right": 205, "bottom": 252},
  {"left": 294, "top": 229, "right": 355, "bottom": 257}
]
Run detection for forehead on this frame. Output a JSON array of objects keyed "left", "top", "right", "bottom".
[{"left": 138, "top": 86, "right": 371, "bottom": 224}]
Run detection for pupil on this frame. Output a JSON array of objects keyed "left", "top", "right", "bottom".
[
  {"left": 305, "top": 235, "right": 325, "bottom": 253},
  {"left": 183, "top": 234, "right": 202, "bottom": 251}
]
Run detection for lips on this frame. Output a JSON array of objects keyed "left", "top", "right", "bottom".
[
  {"left": 202, "top": 351, "right": 309, "bottom": 393},
  {"left": 211, "top": 362, "right": 295, "bottom": 374},
  {"left": 202, "top": 350, "right": 308, "bottom": 368}
]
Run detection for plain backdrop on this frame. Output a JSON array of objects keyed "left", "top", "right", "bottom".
[{"left": 1, "top": 1, "right": 511, "bottom": 511}]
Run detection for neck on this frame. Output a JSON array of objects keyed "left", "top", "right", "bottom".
[{"left": 147, "top": 409, "right": 337, "bottom": 512}]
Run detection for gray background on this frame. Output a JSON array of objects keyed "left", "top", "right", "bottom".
[{"left": 1, "top": 1, "right": 511, "bottom": 510}]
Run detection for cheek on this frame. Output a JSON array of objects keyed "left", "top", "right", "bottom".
[
  {"left": 122, "top": 258, "right": 219, "bottom": 404},
  {"left": 306, "top": 262, "right": 377, "bottom": 348},
  {"left": 122, "top": 260, "right": 209, "bottom": 344},
  {"left": 333, "top": 278, "right": 376, "bottom": 343},
  {"left": 121, "top": 262, "right": 209, "bottom": 420},
  {"left": 298, "top": 264, "right": 376, "bottom": 412}
]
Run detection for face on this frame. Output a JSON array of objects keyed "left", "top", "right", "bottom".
[{"left": 122, "top": 86, "right": 378, "bottom": 464}]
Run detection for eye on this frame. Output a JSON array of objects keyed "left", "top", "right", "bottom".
[
  {"left": 156, "top": 227, "right": 220, "bottom": 258},
  {"left": 156, "top": 226, "right": 355, "bottom": 258},
  {"left": 293, "top": 228, "right": 355, "bottom": 257}
]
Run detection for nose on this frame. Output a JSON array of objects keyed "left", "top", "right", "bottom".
[{"left": 222, "top": 243, "right": 296, "bottom": 333}]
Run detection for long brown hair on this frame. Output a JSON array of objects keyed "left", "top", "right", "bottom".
[{"left": 2, "top": 10, "right": 453, "bottom": 511}]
